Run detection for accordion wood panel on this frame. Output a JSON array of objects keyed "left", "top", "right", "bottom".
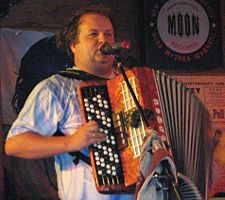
[{"left": 78, "top": 67, "right": 206, "bottom": 196}]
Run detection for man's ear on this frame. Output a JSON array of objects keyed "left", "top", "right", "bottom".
[{"left": 70, "top": 41, "right": 77, "bottom": 54}]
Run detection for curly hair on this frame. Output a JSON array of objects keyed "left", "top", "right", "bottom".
[{"left": 55, "top": 4, "right": 114, "bottom": 57}]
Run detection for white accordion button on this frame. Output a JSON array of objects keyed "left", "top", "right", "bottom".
[
  {"left": 108, "top": 147, "right": 112, "bottom": 152},
  {"left": 84, "top": 98, "right": 88, "bottom": 103},
  {"left": 112, "top": 171, "right": 117, "bottom": 176},
  {"left": 101, "top": 163, "right": 105, "bottom": 167},
  {"left": 96, "top": 115, "right": 101, "bottom": 119},
  {"left": 84, "top": 103, "right": 89, "bottom": 107},
  {"left": 99, "top": 103, "right": 103, "bottom": 107},
  {"left": 98, "top": 170, "right": 102, "bottom": 175},
  {"left": 97, "top": 94, "right": 101, "bottom": 99},
  {"left": 110, "top": 157, "right": 114, "bottom": 162}
]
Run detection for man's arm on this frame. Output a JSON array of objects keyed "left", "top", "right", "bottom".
[{"left": 5, "top": 121, "right": 106, "bottom": 159}]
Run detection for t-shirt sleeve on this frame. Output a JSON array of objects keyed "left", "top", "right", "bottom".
[{"left": 7, "top": 80, "right": 64, "bottom": 139}]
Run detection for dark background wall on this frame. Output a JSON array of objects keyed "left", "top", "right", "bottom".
[{"left": 0, "top": 0, "right": 142, "bottom": 66}]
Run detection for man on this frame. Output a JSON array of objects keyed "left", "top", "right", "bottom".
[{"left": 5, "top": 8, "right": 134, "bottom": 200}]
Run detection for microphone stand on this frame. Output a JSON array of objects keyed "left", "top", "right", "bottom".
[
  {"left": 115, "top": 56, "right": 181, "bottom": 200},
  {"left": 160, "top": 160, "right": 181, "bottom": 200}
]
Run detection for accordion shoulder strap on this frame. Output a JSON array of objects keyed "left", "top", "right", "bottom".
[{"left": 58, "top": 68, "right": 107, "bottom": 81}]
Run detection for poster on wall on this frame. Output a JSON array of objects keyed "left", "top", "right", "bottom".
[{"left": 143, "top": 0, "right": 223, "bottom": 69}]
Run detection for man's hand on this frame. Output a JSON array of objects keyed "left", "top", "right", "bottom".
[{"left": 67, "top": 121, "right": 107, "bottom": 151}]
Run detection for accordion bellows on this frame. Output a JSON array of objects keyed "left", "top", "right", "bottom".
[{"left": 78, "top": 67, "right": 206, "bottom": 197}]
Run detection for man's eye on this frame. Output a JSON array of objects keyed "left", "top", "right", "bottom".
[
  {"left": 89, "top": 32, "right": 98, "bottom": 37},
  {"left": 105, "top": 32, "right": 113, "bottom": 38}
]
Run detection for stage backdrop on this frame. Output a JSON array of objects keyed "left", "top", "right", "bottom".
[
  {"left": 0, "top": 28, "right": 59, "bottom": 200},
  {"left": 142, "top": 0, "right": 223, "bottom": 70}
]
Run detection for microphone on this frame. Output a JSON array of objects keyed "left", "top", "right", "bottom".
[{"left": 100, "top": 41, "right": 131, "bottom": 55}]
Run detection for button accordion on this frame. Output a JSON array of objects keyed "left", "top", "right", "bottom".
[{"left": 77, "top": 67, "right": 206, "bottom": 196}]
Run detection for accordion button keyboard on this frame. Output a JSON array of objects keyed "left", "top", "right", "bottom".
[{"left": 80, "top": 85, "right": 125, "bottom": 187}]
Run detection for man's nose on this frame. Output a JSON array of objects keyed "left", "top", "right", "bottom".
[{"left": 98, "top": 33, "right": 107, "bottom": 43}]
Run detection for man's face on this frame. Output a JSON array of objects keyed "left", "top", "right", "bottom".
[{"left": 71, "top": 13, "right": 115, "bottom": 76}]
